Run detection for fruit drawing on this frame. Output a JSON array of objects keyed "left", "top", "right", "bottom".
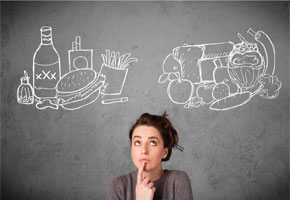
[
  {"left": 159, "top": 28, "right": 282, "bottom": 111},
  {"left": 167, "top": 76, "right": 194, "bottom": 105},
  {"left": 212, "top": 83, "right": 230, "bottom": 100},
  {"left": 196, "top": 84, "right": 215, "bottom": 105}
]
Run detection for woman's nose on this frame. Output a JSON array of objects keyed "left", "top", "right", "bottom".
[{"left": 141, "top": 144, "right": 148, "bottom": 154}]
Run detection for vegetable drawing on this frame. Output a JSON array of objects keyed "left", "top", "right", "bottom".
[{"left": 159, "top": 28, "right": 282, "bottom": 111}]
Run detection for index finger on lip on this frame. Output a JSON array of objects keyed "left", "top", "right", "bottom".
[{"left": 137, "top": 163, "right": 145, "bottom": 183}]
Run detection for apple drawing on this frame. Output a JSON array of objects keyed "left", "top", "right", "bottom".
[
  {"left": 214, "top": 67, "right": 238, "bottom": 94},
  {"left": 196, "top": 84, "right": 215, "bottom": 104},
  {"left": 167, "top": 78, "right": 194, "bottom": 104}
]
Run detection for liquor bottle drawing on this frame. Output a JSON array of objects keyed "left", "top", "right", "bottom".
[{"left": 33, "top": 26, "right": 61, "bottom": 99}]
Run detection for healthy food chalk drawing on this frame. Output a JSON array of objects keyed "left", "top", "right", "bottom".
[
  {"left": 158, "top": 28, "right": 282, "bottom": 111},
  {"left": 16, "top": 26, "right": 138, "bottom": 110}
]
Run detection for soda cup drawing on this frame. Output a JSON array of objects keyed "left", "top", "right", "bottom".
[
  {"left": 68, "top": 36, "right": 93, "bottom": 71},
  {"left": 33, "top": 26, "right": 61, "bottom": 99}
]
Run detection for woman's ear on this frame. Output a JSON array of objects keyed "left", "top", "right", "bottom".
[{"left": 162, "top": 148, "right": 168, "bottom": 159}]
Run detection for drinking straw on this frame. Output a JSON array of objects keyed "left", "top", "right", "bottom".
[
  {"left": 72, "top": 41, "right": 76, "bottom": 50},
  {"left": 76, "top": 36, "right": 81, "bottom": 50}
]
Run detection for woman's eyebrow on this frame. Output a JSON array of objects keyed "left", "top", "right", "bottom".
[
  {"left": 148, "top": 136, "right": 159, "bottom": 141},
  {"left": 133, "top": 135, "right": 141, "bottom": 139}
]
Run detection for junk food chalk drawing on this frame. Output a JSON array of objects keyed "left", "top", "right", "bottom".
[
  {"left": 100, "top": 49, "right": 138, "bottom": 104},
  {"left": 56, "top": 69, "right": 106, "bottom": 110},
  {"left": 32, "top": 26, "right": 61, "bottom": 109},
  {"left": 68, "top": 36, "right": 93, "bottom": 71},
  {"left": 17, "top": 71, "right": 34, "bottom": 105},
  {"left": 16, "top": 26, "right": 138, "bottom": 110},
  {"left": 159, "top": 28, "right": 282, "bottom": 111}
]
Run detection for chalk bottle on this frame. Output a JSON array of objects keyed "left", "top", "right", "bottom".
[
  {"left": 33, "top": 26, "right": 61, "bottom": 99},
  {"left": 17, "top": 70, "right": 34, "bottom": 105}
]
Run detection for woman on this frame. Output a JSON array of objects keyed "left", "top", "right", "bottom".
[{"left": 107, "top": 112, "right": 193, "bottom": 200}]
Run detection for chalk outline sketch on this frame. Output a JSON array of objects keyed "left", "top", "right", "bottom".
[
  {"left": 68, "top": 36, "right": 93, "bottom": 71},
  {"left": 99, "top": 49, "right": 138, "bottom": 105},
  {"left": 56, "top": 69, "right": 106, "bottom": 110},
  {"left": 32, "top": 26, "right": 61, "bottom": 102},
  {"left": 159, "top": 28, "right": 282, "bottom": 111},
  {"left": 17, "top": 70, "right": 34, "bottom": 105},
  {"left": 102, "top": 97, "right": 129, "bottom": 105},
  {"left": 17, "top": 27, "right": 138, "bottom": 110},
  {"left": 31, "top": 26, "right": 61, "bottom": 110}
]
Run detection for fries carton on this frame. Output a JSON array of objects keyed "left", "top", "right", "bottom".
[
  {"left": 99, "top": 50, "right": 138, "bottom": 95},
  {"left": 99, "top": 64, "right": 128, "bottom": 95}
]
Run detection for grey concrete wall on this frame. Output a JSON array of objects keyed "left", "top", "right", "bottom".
[{"left": 1, "top": 1, "right": 289, "bottom": 200}]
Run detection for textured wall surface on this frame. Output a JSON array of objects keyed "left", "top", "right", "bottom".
[{"left": 1, "top": 1, "right": 289, "bottom": 200}]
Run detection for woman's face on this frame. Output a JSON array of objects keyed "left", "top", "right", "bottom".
[{"left": 131, "top": 125, "right": 168, "bottom": 172}]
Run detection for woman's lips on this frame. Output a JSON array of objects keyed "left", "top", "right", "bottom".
[{"left": 139, "top": 159, "right": 150, "bottom": 163}]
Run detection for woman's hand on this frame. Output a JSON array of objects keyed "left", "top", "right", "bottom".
[{"left": 136, "top": 163, "right": 156, "bottom": 200}]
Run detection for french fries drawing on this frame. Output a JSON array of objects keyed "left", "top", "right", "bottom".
[
  {"left": 101, "top": 50, "right": 138, "bottom": 70},
  {"left": 100, "top": 50, "right": 138, "bottom": 104},
  {"left": 17, "top": 27, "right": 139, "bottom": 110}
]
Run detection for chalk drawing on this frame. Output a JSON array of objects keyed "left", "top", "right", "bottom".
[
  {"left": 17, "top": 71, "right": 34, "bottom": 105},
  {"left": 100, "top": 49, "right": 138, "bottom": 104},
  {"left": 159, "top": 28, "right": 282, "bottom": 111},
  {"left": 17, "top": 27, "right": 138, "bottom": 110},
  {"left": 33, "top": 26, "right": 61, "bottom": 101},
  {"left": 68, "top": 36, "right": 93, "bottom": 71},
  {"left": 102, "top": 97, "right": 129, "bottom": 105},
  {"left": 56, "top": 69, "right": 106, "bottom": 110},
  {"left": 35, "top": 98, "right": 59, "bottom": 110}
]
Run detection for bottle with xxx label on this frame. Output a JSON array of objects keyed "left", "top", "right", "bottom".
[{"left": 33, "top": 26, "right": 61, "bottom": 99}]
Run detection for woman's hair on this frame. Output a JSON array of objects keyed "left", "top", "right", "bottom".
[{"left": 129, "top": 112, "right": 184, "bottom": 161}]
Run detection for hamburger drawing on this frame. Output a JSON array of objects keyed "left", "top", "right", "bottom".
[{"left": 56, "top": 68, "right": 105, "bottom": 110}]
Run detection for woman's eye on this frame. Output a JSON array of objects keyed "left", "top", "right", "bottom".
[
  {"left": 150, "top": 141, "right": 157, "bottom": 146},
  {"left": 134, "top": 141, "right": 141, "bottom": 146}
]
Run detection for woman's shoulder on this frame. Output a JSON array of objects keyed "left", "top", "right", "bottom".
[
  {"left": 165, "top": 170, "right": 191, "bottom": 182},
  {"left": 107, "top": 172, "right": 137, "bottom": 199},
  {"left": 110, "top": 171, "right": 137, "bottom": 186},
  {"left": 166, "top": 169, "right": 190, "bottom": 176},
  {"left": 162, "top": 170, "right": 193, "bottom": 200}
]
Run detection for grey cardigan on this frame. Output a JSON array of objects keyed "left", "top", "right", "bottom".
[{"left": 107, "top": 170, "right": 193, "bottom": 200}]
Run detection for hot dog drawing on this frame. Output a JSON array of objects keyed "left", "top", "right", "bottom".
[{"left": 159, "top": 28, "right": 282, "bottom": 111}]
